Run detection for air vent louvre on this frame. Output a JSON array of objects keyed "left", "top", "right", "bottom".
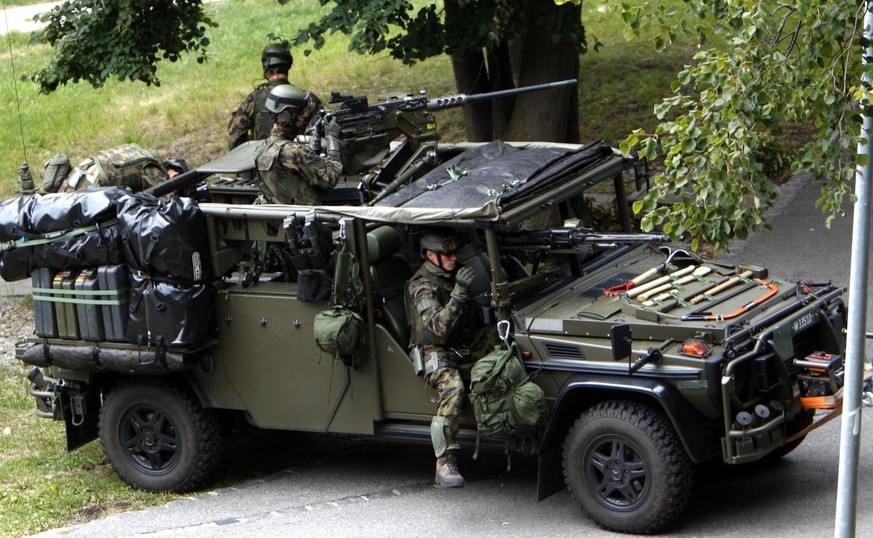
[{"left": 543, "top": 342, "right": 585, "bottom": 360}]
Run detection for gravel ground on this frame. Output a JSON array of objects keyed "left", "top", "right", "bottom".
[{"left": 0, "top": 296, "right": 34, "bottom": 366}]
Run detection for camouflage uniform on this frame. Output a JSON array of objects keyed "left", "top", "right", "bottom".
[
  {"left": 254, "top": 129, "right": 342, "bottom": 205},
  {"left": 407, "top": 259, "right": 488, "bottom": 459},
  {"left": 227, "top": 78, "right": 323, "bottom": 150},
  {"left": 59, "top": 144, "right": 168, "bottom": 193}
]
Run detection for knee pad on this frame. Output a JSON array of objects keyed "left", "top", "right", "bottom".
[{"left": 431, "top": 417, "right": 448, "bottom": 457}]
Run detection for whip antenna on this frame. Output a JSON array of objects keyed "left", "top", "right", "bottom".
[
  {"left": 4, "top": 1, "right": 28, "bottom": 162},
  {"left": 3, "top": 1, "right": 36, "bottom": 193}
]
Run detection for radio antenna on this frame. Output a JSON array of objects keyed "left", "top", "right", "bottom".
[{"left": 3, "top": 1, "right": 29, "bottom": 163}]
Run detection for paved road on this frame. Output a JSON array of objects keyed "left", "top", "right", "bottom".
[
  {"left": 19, "top": 172, "right": 872, "bottom": 537},
  {"left": 0, "top": 2, "right": 60, "bottom": 36}
]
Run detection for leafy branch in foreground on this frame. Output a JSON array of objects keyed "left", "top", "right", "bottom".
[
  {"left": 30, "top": 0, "right": 215, "bottom": 93},
  {"left": 618, "top": 0, "right": 868, "bottom": 252}
]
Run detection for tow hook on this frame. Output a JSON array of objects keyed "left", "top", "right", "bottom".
[{"left": 26, "top": 368, "right": 62, "bottom": 420}]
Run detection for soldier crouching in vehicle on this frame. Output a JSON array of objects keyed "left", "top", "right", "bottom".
[
  {"left": 254, "top": 84, "right": 342, "bottom": 205},
  {"left": 406, "top": 228, "right": 492, "bottom": 488}
]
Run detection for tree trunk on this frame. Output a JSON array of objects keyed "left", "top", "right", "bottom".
[
  {"left": 445, "top": 0, "right": 582, "bottom": 143},
  {"left": 450, "top": 49, "right": 493, "bottom": 141},
  {"left": 487, "top": 41, "right": 515, "bottom": 138},
  {"left": 503, "top": 0, "right": 581, "bottom": 143},
  {"left": 445, "top": 0, "right": 493, "bottom": 142}
]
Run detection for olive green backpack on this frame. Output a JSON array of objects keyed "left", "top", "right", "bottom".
[
  {"left": 469, "top": 341, "right": 547, "bottom": 441},
  {"left": 313, "top": 236, "right": 365, "bottom": 368}
]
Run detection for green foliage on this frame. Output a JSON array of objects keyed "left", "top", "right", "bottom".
[
  {"left": 0, "top": 0, "right": 465, "bottom": 197},
  {"left": 30, "top": 0, "right": 216, "bottom": 92},
  {"left": 0, "top": 356, "right": 177, "bottom": 536},
  {"left": 281, "top": 0, "right": 580, "bottom": 65},
  {"left": 617, "top": 0, "right": 865, "bottom": 252}
]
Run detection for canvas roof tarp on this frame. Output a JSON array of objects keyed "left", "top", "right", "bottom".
[{"left": 197, "top": 139, "right": 627, "bottom": 228}]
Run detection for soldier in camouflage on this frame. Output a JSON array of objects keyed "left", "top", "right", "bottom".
[
  {"left": 254, "top": 85, "right": 342, "bottom": 205},
  {"left": 406, "top": 228, "right": 489, "bottom": 488},
  {"left": 227, "top": 43, "right": 323, "bottom": 150}
]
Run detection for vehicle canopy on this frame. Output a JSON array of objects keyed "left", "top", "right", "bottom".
[{"left": 188, "top": 138, "right": 631, "bottom": 231}]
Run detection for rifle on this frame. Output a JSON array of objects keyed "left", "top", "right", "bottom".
[{"left": 320, "top": 80, "right": 578, "bottom": 202}]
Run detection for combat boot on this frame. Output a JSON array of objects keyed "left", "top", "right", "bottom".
[{"left": 434, "top": 451, "right": 465, "bottom": 488}]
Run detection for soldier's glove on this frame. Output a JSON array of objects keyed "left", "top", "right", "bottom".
[
  {"left": 324, "top": 116, "right": 341, "bottom": 153},
  {"left": 451, "top": 266, "right": 476, "bottom": 302},
  {"left": 308, "top": 117, "right": 324, "bottom": 153}
]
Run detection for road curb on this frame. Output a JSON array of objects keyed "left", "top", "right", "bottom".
[{"left": 0, "top": 276, "right": 32, "bottom": 298}]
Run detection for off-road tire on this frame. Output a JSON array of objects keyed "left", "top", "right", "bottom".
[
  {"left": 99, "top": 378, "right": 222, "bottom": 493},
  {"left": 562, "top": 400, "right": 693, "bottom": 534}
]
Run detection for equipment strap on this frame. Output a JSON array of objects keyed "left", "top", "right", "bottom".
[
  {"left": 32, "top": 286, "right": 129, "bottom": 306},
  {"left": 0, "top": 219, "right": 119, "bottom": 252}
]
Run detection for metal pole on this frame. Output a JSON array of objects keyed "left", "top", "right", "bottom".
[{"left": 834, "top": 6, "right": 873, "bottom": 536}]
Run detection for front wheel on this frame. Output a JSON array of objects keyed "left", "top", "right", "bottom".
[
  {"left": 99, "top": 378, "right": 222, "bottom": 492},
  {"left": 562, "top": 400, "right": 693, "bottom": 534}
]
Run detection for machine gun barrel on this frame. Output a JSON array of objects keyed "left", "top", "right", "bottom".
[
  {"left": 579, "top": 232, "right": 670, "bottom": 244},
  {"left": 504, "top": 228, "right": 668, "bottom": 250},
  {"left": 426, "top": 79, "right": 578, "bottom": 111},
  {"left": 145, "top": 169, "right": 211, "bottom": 198}
]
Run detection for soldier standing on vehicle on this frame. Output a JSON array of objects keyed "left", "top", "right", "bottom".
[
  {"left": 254, "top": 84, "right": 342, "bottom": 205},
  {"left": 407, "top": 229, "right": 490, "bottom": 488},
  {"left": 227, "top": 43, "right": 323, "bottom": 150}
]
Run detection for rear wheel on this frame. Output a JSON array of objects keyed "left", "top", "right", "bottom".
[
  {"left": 99, "top": 379, "right": 222, "bottom": 492},
  {"left": 562, "top": 400, "right": 693, "bottom": 534}
]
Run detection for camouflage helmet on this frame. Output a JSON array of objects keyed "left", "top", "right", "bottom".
[
  {"left": 261, "top": 43, "right": 293, "bottom": 76},
  {"left": 420, "top": 228, "right": 465, "bottom": 255},
  {"left": 265, "top": 84, "right": 311, "bottom": 114}
]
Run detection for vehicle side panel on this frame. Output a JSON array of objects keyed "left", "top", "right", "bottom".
[
  {"left": 374, "top": 326, "right": 437, "bottom": 419},
  {"left": 195, "top": 281, "right": 381, "bottom": 433}
]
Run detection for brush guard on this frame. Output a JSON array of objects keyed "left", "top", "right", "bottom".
[
  {"left": 720, "top": 289, "right": 849, "bottom": 463},
  {"left": 721, "top": 398, "right": 788, "bottom": 463}
]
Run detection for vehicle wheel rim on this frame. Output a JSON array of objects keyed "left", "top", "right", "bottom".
[
  {"left": 118, "top": 403, "right": 181, "bottom": 475},
  {"left": 584, "top": 434, "right": 649, "bottom": 511}
]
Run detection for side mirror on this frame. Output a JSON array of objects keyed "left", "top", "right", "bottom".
[{"left": 610, "top": 323, "right": 632, "bottom": 361}]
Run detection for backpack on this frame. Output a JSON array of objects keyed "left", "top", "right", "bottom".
[
  {"left": 312, "top": 234, "right": 365, "bottom": 368},
  {"left": 469, "top": 342, "right": 547, "bottom": 440},
  {"left": 41, "top": 152, "right": 72, "bottom": 193},
  {"left": 63, "top": 144, "right": 167, "bottom": 192},
  {"left": 313, "top": 305, "right": 364, "bottom": 363}
]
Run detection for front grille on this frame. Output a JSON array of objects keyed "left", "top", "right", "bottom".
[{"left": 543, "top": 342, "right": 585, "bottom": 360}]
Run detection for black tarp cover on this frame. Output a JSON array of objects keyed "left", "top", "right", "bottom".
[{"left": 375, "top": 140, "right": 614, "bottom": 212}]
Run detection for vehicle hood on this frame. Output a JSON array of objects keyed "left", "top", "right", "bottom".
[{"left": 513, "top": 245, "right": 816, "bottom": 345}]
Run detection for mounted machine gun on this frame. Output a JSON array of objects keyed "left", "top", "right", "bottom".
[
  {"left": 502, "top": 224, "right": 669, "bottom": 254},
  {"left": 320, "top": 80, "right": 578, "bottom": 203}
]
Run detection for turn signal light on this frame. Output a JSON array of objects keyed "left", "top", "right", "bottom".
[{"left": 679, "top": 339, "right": 711, "bottom": 358}]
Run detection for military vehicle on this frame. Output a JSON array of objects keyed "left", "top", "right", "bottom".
[{"left": 4, "top": 84, "right": 855, "bottom": 534}]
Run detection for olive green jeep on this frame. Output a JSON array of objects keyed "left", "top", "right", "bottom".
[{"left": 11, "top": 138, "right": 850, "bottom": 534}]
